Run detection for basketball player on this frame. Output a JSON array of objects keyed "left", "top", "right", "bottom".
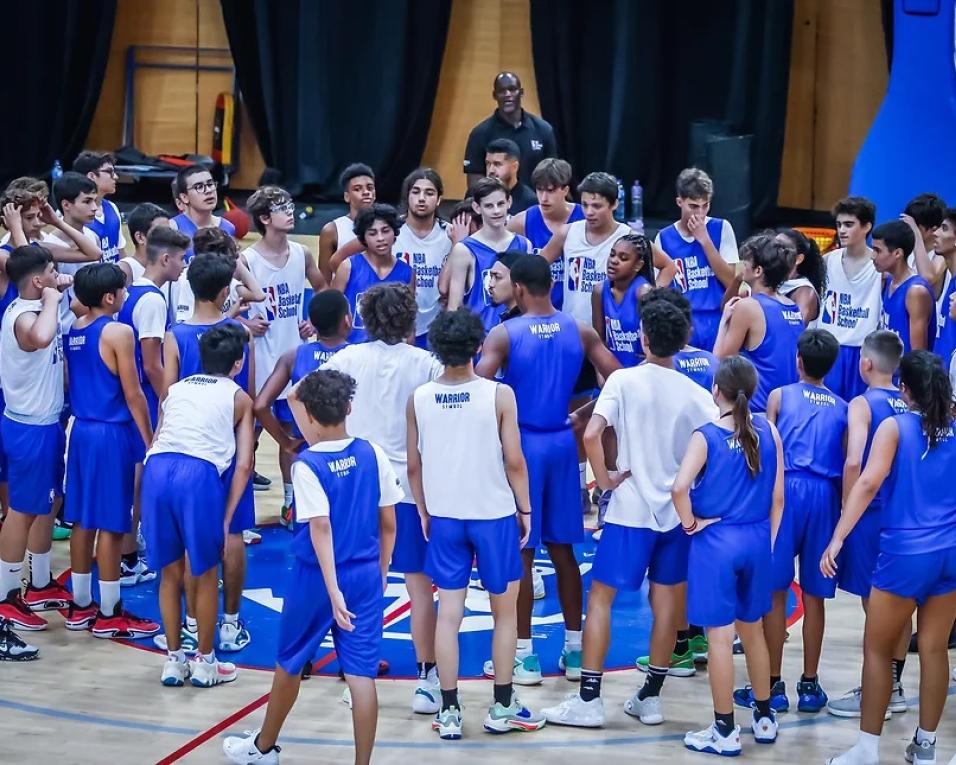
[
  {"left": 818, "top": 196, "right": 882, "bottom": 400},
  {"left": 777, "top": 228, "right": 825, "bottom": 325},
  {"left": 508, "top": 157, "right": 584, "bottom": 310},
  {"left": 714, "top": 233, "right": 804, "bottom": 412},
  {"left": 445, "top": 177, "right": 531, "bottom": 331},
  {"left": 62, "top": 263, "right": 159, "bottom": 639},
  {"left": 73, "top": 150, "right": 125, "bottom": 263},
  {"left": 222, "top": 370, "right": 399, "bottom": 765},
  {"left": 540, "top": 294, "right": 716, "bottom": 728},
  {"left": 654, "top": 168, "right": 739, "bottom": 351},
  {"left": 143, "top": 324, "right": 254, "bottom": 688},
  {"left": 903, "top": 193, "right": 947, "bottom": 293},
  {"left": 170, "top": 165, "right": 235, "bottom": 260},
  {"left": 331, "top": 203, "right": 414, "bottom": 343},
  {"left": 117, "top": 227, "right": 189, "bottom": 426},
  {"left": 50, "top": 172, "right": 100, "bottom": 333},
  {"left": 318, "top": 163, "right": 376, "bottom": 281},
  {"left": 733, "top": 330, "right": 847, "bottom": 715},
  {"left": 476, "top": 256, "right": 621, "bottom": 685},
  {"left": 872, "top": 220, "right": 936, "bottom": 352},
  {"left": 319, "top": 283, "right": 444, "bottom": 714},
  {"left": 488, "top": 250, "right": 523, "bottom": 322},
  {"left": 827, "top": 331, "right": 909, "bottom": 719},
  {"left": 0, "top": 246, "right": 70, "bottom": 631},
  {"left": 408, "top": 308, "right": 546, "bottom": 739},
  {"left": 928, "top": 208, "right": 956, "bottom": 370},
  {"left": 639, "top": 289, "right": 719, "bottom": 393},
  {"left": 119, "top": 203, "right": 169, "bottom": 285},
  {"left": 673, "top": 356, "right": 783, "bottom": 755},
  {"left": 821, "top": 351, "right": 956, "bottom": 765}
]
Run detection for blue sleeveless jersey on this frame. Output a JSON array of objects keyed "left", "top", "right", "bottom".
[
  {"left": 860, "top": 387, "right": 908, "bottom": 510},
  {"left": 660, "top": 218, "right": 725, "bottom": 312},
  {"left": 292, "top": 439, "right": 382, "bottom": 566},
  {"left": 293, "top": 340, "right": 348, "bottom": 385},
  {"left": 117, "top": 282, "right": 169, "bottom": 413},
  {"left": 87, "top": 200, "right": 123, "bottom": 263},
  {"left": 343, "top": 255, "right": 413, "bottom": 344},
  {"left": 775, "top": 383, "right": 847, "bottom": 479},
  {"left": 601, "top": 276, "right": 648, "bottom": 368},
  {"left": 880, "top": 274, "right": 937, "bottom": 353},
  {"left": 690, "top": 416, "right": 777, "bottom": 524},
  {"left": 0, "top": 278, "right": 17, "bottom": 318},
  {"left": 881, "top": 411, "right": 956, "bottom": 554},
  {"left": 65, "top": 316, "right": 131, "bottom": 423},
  {"left": 463, "top": 234, "right": 530, "bottom": 332},
  {"left": 741, "top": 294, "right": 804, "bottom": 411},
  {"left": 674, "top": 346, "right": 718, "bottom": 391},
  {"left": 171, "top": 213, "right": 236, "bottom": 262},
  {"left": 501, "top": 311, "right": 583, "bottom": 431},
  {"left": 525, "top": 204, "right": 584, "bottom": 310},
  {"left": 935, "top": 276, "right": 956, "bottom": 369},
  {"left": 172, "top": 318, "right": 250, "bottom": 391}
]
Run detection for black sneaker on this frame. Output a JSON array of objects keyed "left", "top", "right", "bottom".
[
  {"left": 252, "top": 471, "right": 272, "bottom": 492},
  {"left": 0, "top": 618, "right": 39, "bottom": 661}
]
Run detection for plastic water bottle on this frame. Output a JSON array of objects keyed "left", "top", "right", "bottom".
[
  {"left": 614, "top": 178, "right": 625, "bottom": 222},
  {"left": 629, "top": 180, "right": 644, "bottom": 233},
  {"left": 51, "top": 159, "right": 63, "bottom": 181}
]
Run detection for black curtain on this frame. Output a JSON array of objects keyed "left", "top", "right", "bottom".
[
  {"left": 530, "top": 0, "right": 793, "bottom": 223},
  {"left": 0, "top": 1, "right": 116, "bottom": 183},
  {"left": 221, "top": 0, "right": 451, "bottom": 200}
]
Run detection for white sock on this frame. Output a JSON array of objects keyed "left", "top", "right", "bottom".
[
  {"left": 28, "top": 550, "right": 50, "bottom": 587},
  {"left": 916, "top": 727, "right": 936, "bottom": 745},
  {"left": 185, "top": 615, "right": 198, "bottom": 632},
  {"left": 223, "top": 612, "right": 238, "bottom": 626},
  {"left": 168, "top": 648, "right": 186, "bottom": 663},
  {"left": 564, "top": 629, "right": 583, "bottom": 651},
  {"left": 856, "top": 730, "right": 880, "bottom": 758},
  {"left": 71, "top": 572, "right": 92, "bottom": 607},
  {"left": 578, "top": 462, "right": 587, "bottom": 490},
  {"left": 283, "top": 483, "right": 294, "bottom": 506},
  {"left": 0, "top": 559, "right": 22, "bottom": 597},
  {"left": 516, "top": 638, "right": 533, "bottom": 658},
  {"left": 202, "top": 651, "right": 216, "bottom": 664},
  {"left": 99, "top": 580, "right": 121, "bottom": 615}
]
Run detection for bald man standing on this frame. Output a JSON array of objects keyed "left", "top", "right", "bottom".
[{"left": 463, "top": 71, "right": 557, "bottom": 191}]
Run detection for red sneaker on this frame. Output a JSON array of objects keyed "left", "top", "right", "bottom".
[
  {"left": 91, "top": 603, "right": 160, "bottom": 639},
  {"left": 60, "top": 600, "right": 99, "bottom": 631},
  {"left": 23, "top": 579, "right": 73, "bottom": 611},
  {"left": 0, "top": 592, "right": 48, "bottom": 631}
]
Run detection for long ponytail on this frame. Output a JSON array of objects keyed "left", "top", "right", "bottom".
[
  {"left": 715, "top": 356, "right": 761, "bottom": 476},
  {"left": 900, "top": 350, "right": 955, "bottom": 449}
]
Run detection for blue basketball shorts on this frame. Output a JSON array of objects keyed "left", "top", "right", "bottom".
[
  {"left": 2, "top": 416, "right": 65, "bottom": 516},
  {"left": 837, "top": 505, "right": 881, "bottom": 598},
  {"left": 65, "top": 419, "right": 138, "bottom": 533},
  {"left": 521, "top": 427, "right": 582, "bottom": 549},
  {"left": 391, "top": 502, "right": 428, "bottom": 574},
  {"left": 871, "top": 547, "right": 956, "bottom": 605},
  {"left": 591, "top": 523, "right": 689, "bottom": 591},
  {"left": 425, "top": 515, "right": 523, "bottom": 595}
]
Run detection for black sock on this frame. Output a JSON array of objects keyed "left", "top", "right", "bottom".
[
  {"left": 674, "top": 629, "right": 689, "bottom": 656},
  {"left": 800, "top": 674, "right": 817, "bottom": 685},
  {"left": 122, "top": 552, "right": 138, "bottom": 568},
  {"left": 770, "top": 675, "right": 781, "bottom": 688},
  {"left": 579, "top": 670, "right": 603, "bottom": 702},
  {"left": 754, "top": 698, "right": 771, "bottom": 718},
  {"left": 688, "top": 624, "right": 705, "bottom": 639},
  {"left": 638, "top": 664, "right": 667, "bottom": 700},
  {"left": 493, "top": 682, "right": 513, "bottom": 707},
  {"left": 892, "top": 658, "right": 905, "bottom": 685},
  {"left": 253, "top": 733, "right": 277, "bottom": 755},
  {"left": 440, "top": 688, "right": 459, "bottom": 711},
  {"left": 418, "top": 661, "right": 436, "bottom": 679},
  {"left": 714, "top": 710, "right": 735, "bottom": 737}
]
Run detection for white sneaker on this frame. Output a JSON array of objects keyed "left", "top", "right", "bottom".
[
  {"left": 119, "top": 558, "right": 156, "bottom": 587},
  {"left": 751, "top": 709, "right": 778, "bottom": 743},
  {"left": 242, "top": 529, "right": 262, "bottom": 545},
  {"left": 341, "top": 686, "right": 352, "bottom": 709},
  {"left": 412, "top": 670, "right": 440, "bottom": 714},
  {"left": 190, "top": 656, "right": 238, "bottom": 687},
  {"left": 541, "top": 693, "right": 605, "bottom": 728},
  {"left": 153, "top": 624, "right": 199, "bottom": 653},
  {"left": 591, "top": 528, "right": 603, "bottom": 542},
  {"left": 160, "top": 657, "right": 190, "bottom": 687},
  {"left": 623, "top": 692, "right": 663, "bottom": 725},
  {"left": 532, "top": 568, "right": 545, "bottom": 600},
  {"left": 482, "top": 655, "right": 543, "bottom": 685},
  {"left": 889, "top": 682, "right": 908, "bottom": 714},
  {"left": 222, "top": 730, "right": 280, "bottom": 764},
  {"left": 825, "top": 744, "right": 880, "bottom": 764},
  {"left": 684, "top": 723, "right": 741, "bottom": 756},
  {"left": 218, "top": 619, "right": 252, "bottom": 652}
]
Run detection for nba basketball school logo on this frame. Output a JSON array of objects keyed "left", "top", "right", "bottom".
[
  {"left": 566, "top": 256, "right": 595, "bottom": 293},
  {"left": 353, "top": 291, "right": 366, "bottom": 329},
  {"left": 673, "top": 259, "right": 688, "bottom": 292},
  {"left": 820, "top": 290, "right": 839, "bottom": 325},
  {"left": 263, "top": 285, "right": 279, "bottom": 322},
  {"left": 481, "top": 268, "right": 494, "bottom": 306}
]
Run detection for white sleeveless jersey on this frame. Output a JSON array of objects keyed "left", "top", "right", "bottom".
[
  {"left": 244, "top": 242, "right": 307, "bottom": 395},
  {"left": 814, "top": 248, "right": 882, "bottom": 346},
  {"left": 0, "top": 298, "right": 64, "bottom": 424},
  {"left": 394, "top": 220, "right": 451, "bottom": 336},
  {"left": 414, "top": 377, "right": 516, "bottom": 520},
  {"left": 121, "top": 256, "right": 145, "bottom": 283},
  {"left": 780, "top": 276, "right": 819, "bottom": 316},
  {"left": 333, "top": 215, "right": 356, "bottom": 249},
  {"left": 562, "top": 221, "right": 632, "bottom": 324},
  {"left": 147, "top": 374, "right": 239, "bottom": 474},
  {"left": 174, "top": 265, "right": 241, "bottom": 323}
]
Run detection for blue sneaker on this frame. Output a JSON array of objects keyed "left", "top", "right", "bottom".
[
  {"left": 796, "top": 679, "right": 827, "bottom": 713},
  {"left": 733, "top": 681, "right": 789, "bottom": 713}
]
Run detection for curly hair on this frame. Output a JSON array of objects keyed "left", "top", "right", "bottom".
[
  {"left": 246, "top": 185, "right": 292, "bottom": 234},
  {"left": 428, "top": 308, "right": 485, "bottom": 366},
  {"left": 193, "top": 226, "right": 239, "bottom": 260},
  {"left": 360, "top": 283, "right": 416, "bottom": 344},
  {"left": 354, "top": 203, "right": 401, "bottom": 246},
  {"left": 296, "top": 370, "right": 356, "bottom": 426},
  {"left": 1, "top": 177, "right": 48, "bottom": 209}
]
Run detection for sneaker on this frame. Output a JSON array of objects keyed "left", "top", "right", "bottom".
[
  {"left": 0, "top": 619, "right": 39, "bottom": 661},
  {"left": 0, "top": 591, "right": 47, "bottom": 631},
  {"left": 190, "top": 656, "right": 238, "bottom": 687},
  {"left": 153, "top": 624, "right": 199, "bottom": 653},
  {"left": 751, "top": 709, "right": 778, "bottom": 743},
  {"left": 91, "top": 603, "right": 160, "bottom": 638},
  {"left": 119, "top": 558, "right": 157, "bottom": 587},
  {"left": 432, "top": 706, "right": 463, "bottom": 740},
  {"left": 412, "top": 672, "right": 440, "bottom": 714},
  {"left": 559, "top": 647, "right": 582, "bottom": 681},
  {"left": 890, "top": 682, "right": 908, "bottom": 714},
  {"left": 218, "top": 619, "right": 252, "bottom": 652},
  {"left": 635, "top": 650, "right": 695, "bottom": 677},
  {"left": 52, "top": 518, "right": 72, "bottom": 541},
  {"left": 223, "top": 730, "right": 280, "bottom": 764},
  {"left": 483, "top": 693, "right": 546, "bottom": 733},
  {"left": 252, "top": 471, "right": 271, "bottom": 491},
  {"left": 532, "top": 567, "right": 545, "bottom": 600},
  {"left": 242, "top": 529, "right": 262, "bottom": 545},
  {"left": 160, "top": 657, "right": 190, "bottom": 687},
  {"left": 734, "top": 681, "right": 789, "bottom": 712},
  {"left": 684, "top": 723, "right": 742, "bottom": 756},
  {"left": 279, "top": 504, "right": 293, "bottom": 529},
  {"left": 796, "top": 679, "right": 828, "bottom": 713},
  {"left": 690, "top": 634, "right": 709, "bottom": 664},
  {"left": 23, "top": 579, "right": 72, "bottom": 611},
  {"left": 541, "top": 693, "right": 605, "bottom": 728},
  {"left": 580, "top": 488, "right": 592, "bottom": 515},
  {"left": 623, "top": 692, "right": 664, "bottom": 725},
  {"left": 733, "top": 634, "right": 744, "bottom": 654},
  {"left": 904, "top": 735, "right": 936, "bottom": 763},
  {"left": 482, "top": 654, "right": 543, "bottom": 686},
  {"left": 60, "top": 600, "right": 99, "bottom": 631},
  {"left": 591, "top": 528, "right": 603, "bottom": 542},
  {"left": 826, "top": 687, "right": 892, "bottom": 720}
]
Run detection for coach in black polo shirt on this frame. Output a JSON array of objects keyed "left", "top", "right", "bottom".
[{"left": 463, "top": 71, "right": 557, "bottom": 190}]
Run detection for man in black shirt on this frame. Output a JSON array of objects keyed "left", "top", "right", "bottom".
[
  {"left": 463, "top": 71, "right": 557, "bottom": 190},
  {"left": 485, "top": 139, "right": 537, "bottom": 216}
]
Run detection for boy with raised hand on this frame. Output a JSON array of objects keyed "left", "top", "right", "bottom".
[
  {"left": 51, "top": 171, "right": 100, "bottom": 334},
  {"left": 223, "top": 370, "right": 399, "bottom": 765},
  {"left": 73, "top": 150, "right": 125, "bottom": 263}
]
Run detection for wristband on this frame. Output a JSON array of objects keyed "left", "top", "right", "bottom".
[
  {"left": 682, "top": 520, "right": 698, "bottom": 534},
  {"left": 517, "top": 510, "right": 532, "bottom": 516}
]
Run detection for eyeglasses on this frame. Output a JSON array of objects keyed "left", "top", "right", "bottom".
[
  {"left": 188, "top": 180, "right": 218, "bottom": 193},
  {"left": 98, "top": 166, "right": 118, "bottom": 178},
  {"left": 270, "top": 201, "right": 295, "bottom": 215}
]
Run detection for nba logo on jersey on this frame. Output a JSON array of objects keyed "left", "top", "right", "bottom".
[
  {"left": 354, "top": 291, "right": 366, "bottom": 328},
  {"left": 820, "top": 290, "right": 838, "bottom": 325},
  {"left": 395, "top": 251, "right": 412, "bottom": 266},
  {"left": 264, "top": 285, "right": 279, "bottom": 322},
  {"left": 673, "top": 259, "right": 688, "bottom": 293},
  {"left": 604, "top": 317, "right": 619, "bottom": 351},
  {"left": 566, "top": 256, "right": 594, "bottom": 293},
  {"left": 481, "top": 268, "right": 494, "bottom": 306}
]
